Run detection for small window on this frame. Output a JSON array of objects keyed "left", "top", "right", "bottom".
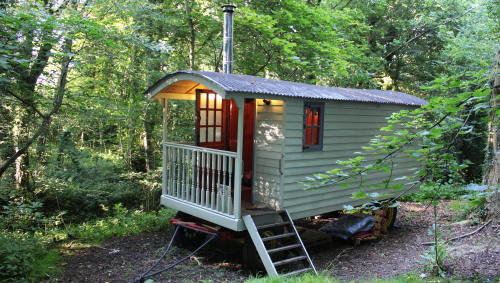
[{"left": 303, "top": 102, "right": 324, "bottom": 151}]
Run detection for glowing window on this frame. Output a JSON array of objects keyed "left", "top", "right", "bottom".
[
  {"left": 197, "top": 91, "right": 224, "bottom": 144},
  {"left": 303, "top": 102, "right": 324, "bottom": 151}
]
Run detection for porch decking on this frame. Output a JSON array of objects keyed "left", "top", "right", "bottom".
[{"left": 162, "top": 142, "right": 270, "bottom": 231}]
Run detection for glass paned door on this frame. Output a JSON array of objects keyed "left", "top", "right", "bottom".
[{"left": 196, "top": 90, "right": 227, "bottom": 149}]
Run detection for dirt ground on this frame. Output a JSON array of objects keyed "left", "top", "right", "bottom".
[{"left": 57, "top": 201, "right": 499, "bottom": 282}]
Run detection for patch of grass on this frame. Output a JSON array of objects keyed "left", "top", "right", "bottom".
[
  {"left": 377, "top": 274, "right": 456, "bottom": 282},
  {"left": 447, "top": 184, "right": 493, "bottom": 222},
  {"left": 71, "top": 205, "right": 176, "bottom": 242},
  {"left": 0, "top": 232, "right": 61, "bottom": 282},
  {"left": 27, "top": 250, "right": 61, "bottom": 281},
  {"left": 244, "top": 273, "right": 458, "bottom": 283},
  {"left": 448, "top": 200, "right": 476, "bottom": 221},
  {"left": 245, "top": 272, "right": 339, "bottom": 283},
  {"left": 448, "top": 199, "right": 488, "bottom": 223}
]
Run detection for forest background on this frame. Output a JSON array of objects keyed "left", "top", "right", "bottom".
[{"left": 0, "top": 0, "right": 498, "bottom": 281}]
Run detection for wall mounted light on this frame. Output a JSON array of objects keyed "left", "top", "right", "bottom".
[{"left": 263, "top": 99, "right": 271, "bottom": 105}]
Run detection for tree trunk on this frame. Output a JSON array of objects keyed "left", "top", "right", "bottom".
[
  {"left": 483, "top": 48, "right": 499, "bottom": 220},
  {"left": 143, "top": 102, "right": 155, "bottom": 172},
  {"left": 184, "top": 0, "right": 196, "bottom": 70},
  {"left": 484, "top": 49, "right": 500, "bottom": 187}
]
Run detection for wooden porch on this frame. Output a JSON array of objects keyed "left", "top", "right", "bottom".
[{"left": 162, "top": 142, "right": 270, "bottom": 231}]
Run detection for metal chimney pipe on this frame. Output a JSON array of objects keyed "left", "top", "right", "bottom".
[{"left": 222, "top": 4, "right": 236, "bottom": 74}]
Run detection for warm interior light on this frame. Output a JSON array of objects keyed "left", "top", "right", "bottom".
[{"left": 199, "top": 92, "right": 223, "bottom": 143}]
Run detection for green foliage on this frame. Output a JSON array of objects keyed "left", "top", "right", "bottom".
[
  {"left": 1, "top": 149, "right": 161, "bottom": 223},
  {"left": 235, "top": 0, "right": 378, "bottom": 87},
  {"left": 33, "top": 151, "right": 162, "bottom": 221},
  {"left": 27, "top": 250, "right": 61, "bottom": 282},
  {"left": 436, "top": 1, "right": 499, "bottom": 79},
  {"left": 0, "top": 2, "right": 497, "bottom": 281},
  {"left": 1, "top": 194, "right": 45, "bottom": 232},
  {"left": 72, "top": 205, "right": 175, "bottom": 241},
  {"left": 0, "top": 233, "right": 37, "bottom": 282},
  {"left": 400, "top": 183, "right": 468, "bottom": 202},
  {"left": 2, "top": 0, "right": 496, "bottom": 220},
  {"left": 420, "top": 203, "right": 451, "bottom": 277},
  {"left": 167, "top": 100, "right": 196, "bottom": 143},
  {"left": 344, "top": 190, "right": 396, "bottom": 214},
  {"left": 421, "top": 230, "right": 449, "bottom": 277},
  {"left": 449, "top": 184, "right": 496, "bottom": 221},
  {"left": 333, "top": 0, "right": 479, "bottom": 92},
  {"left": 461, "top": 183, "right": 495, "bottom": 207},
  {"left": 448, "top": 200, "right": 480, "bottom": 222}
]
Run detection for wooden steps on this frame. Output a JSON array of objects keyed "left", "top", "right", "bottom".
[
  {"left": 268, "top": 243, "right": 302, "bottom": 254},
  {"left": 243, "top": 210, "right": 317, "bottom": 277}
]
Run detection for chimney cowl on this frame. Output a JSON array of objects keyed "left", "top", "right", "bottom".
[{"left": 222, "top": 4, "right": 236, "bottom": 12}]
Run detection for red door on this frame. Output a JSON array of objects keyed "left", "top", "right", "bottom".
[{"left": 195, "top": 90, "right": 255, "bottom": 201}]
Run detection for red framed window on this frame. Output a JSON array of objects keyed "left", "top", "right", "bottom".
[{"left": 303, "top": 102, "right": 324, "bottom": 151}]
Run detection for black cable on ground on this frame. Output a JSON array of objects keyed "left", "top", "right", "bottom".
[{"left": 129, "top": 225, "right": 218, "bottom": 283}]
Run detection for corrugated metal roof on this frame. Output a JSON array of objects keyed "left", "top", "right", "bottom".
[{"left": 146, "top": 70, "right": 428, "bottom": 106}]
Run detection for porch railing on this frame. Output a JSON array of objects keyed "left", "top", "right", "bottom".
[{"left": 164, "top": 142, "right": 239, "bottom": 218}]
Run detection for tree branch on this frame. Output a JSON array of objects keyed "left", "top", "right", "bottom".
[
  {"left": 251, "top": 39, "right": 274, "bottom": 76},
  {"left": 5, "top": 89, "right": 45, "bottom": 118},
  {"left": 0, "top": 38, "right": 72, "bottom": 179},
  {"left": 385, "top": 6, "right": 477, "bottom": 60},
  {"left": 421, "top": 220, "right": 492, "bottom": 245},
  {"left": 0, "top": 114, "right": 50, "bottom": 178}
]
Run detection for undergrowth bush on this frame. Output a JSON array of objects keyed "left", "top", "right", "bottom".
[
  {"left": 399, "top": 182, "right": 468, "bottom": 202},
  {"left": 0, "top": 148, "right": 171, "bottom": 282},
  {"left": 1, "top": 194, "right": 45, "bottom": 232},
  {"left": 448, "top": 200, "right": 479, "bottom": 221},
  {"left": 448, "top": 184, "right": 493, "bottom": 221},
  {"left": 36, "top": 151, "right": 161, "bottom": 222},
  {"left": 0, "top": 233, "right": 38, "bottom": 282},
  {"left": 72, "top": 204, "right": 175, "bottom": 241}
]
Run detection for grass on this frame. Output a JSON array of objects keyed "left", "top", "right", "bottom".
[
  {"left": 70, "top": 205, "right": 175, "bottom": 242},
  {"left": 246, "top": 273, "right": 338, "bottom": 282},
  {"left": 244, "top": 272, "right": 459, "bottom": 283},
  {"left": 27, "top": 250, "right": 61, "bottom": 281}
]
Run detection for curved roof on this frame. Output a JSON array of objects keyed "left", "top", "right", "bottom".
[{"left": 146, "top": 70, "right": 428, "bottom": 106}]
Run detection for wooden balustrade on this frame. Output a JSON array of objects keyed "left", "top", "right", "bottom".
[{"left": 164, "top": 142, "right": 239, "bottom": 217}]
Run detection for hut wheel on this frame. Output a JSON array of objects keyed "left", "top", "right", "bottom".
[
  {"left": 173, "top": 212, "right": 207, "bottom": 249},
  {"left": 382, "top": 206, "right": 397, "bottom": 230}
]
